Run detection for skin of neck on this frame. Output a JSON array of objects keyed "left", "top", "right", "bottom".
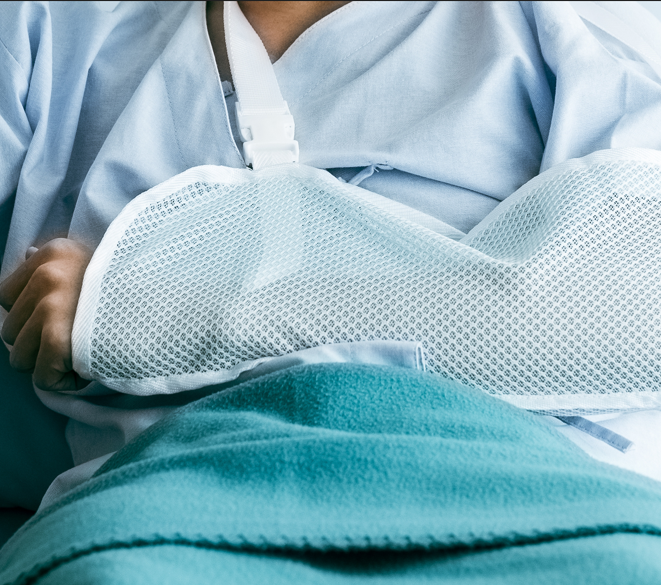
[{"left": 206, "top": 1, "right": 351, "bottom": 81}]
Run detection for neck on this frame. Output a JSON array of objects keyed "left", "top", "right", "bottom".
[
  {"left": 207, "top": 1, "right": 351, "bottom": 82},
  {"left": 238, "top": 1, "right": 351, "bottom": 61}
]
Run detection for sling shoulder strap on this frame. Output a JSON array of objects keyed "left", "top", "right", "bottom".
[{"left": 224, "top": 1, "right": 299, "bottom": 170}]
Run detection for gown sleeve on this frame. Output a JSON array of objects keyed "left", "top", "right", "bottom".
[
  {"left": 0, "top": 2, "right": 43, "bottom": 267},
  {"left": 520, "top": 1, "right": 661, "bottom": 172}
]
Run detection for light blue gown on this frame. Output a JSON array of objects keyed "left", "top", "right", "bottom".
[{"left": 1, "top": 0, "right": 661, "bottom": 512}]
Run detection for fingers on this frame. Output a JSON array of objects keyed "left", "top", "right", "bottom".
[
  {"left": 0, "top": 252, "right": 43, "bottom": 311},
  {"left": 0, "top": 239, "right": 91, "bottom": 311},
  {"left": 1, "top": 262, "right": 69, "bottom": 344},
  {"left": 33, "top": 326, "right": 89, "bottom": 391},
  {"left": 7, "top": 312, "right": 42, "bottom": 371},
  {"left": 0, "top": 238, "right": 93, "bottom": 390},
  {"left": 1, "top": 280, "right": 41, "bottom": 345},
  {"left": 34, "top": 370, "right": 86, "bottom": 392},
  {"left": 8, "top": 295, "right": 72, "bottom": 368},
  {"left": 33, "top": 321, "right": 75, "bottom": 391},
  {"left": 10, "top": 303, "right": 78, "bottom": 391}
]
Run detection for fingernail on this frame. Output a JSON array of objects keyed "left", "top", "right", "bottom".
[{"left": 25, "top": 246, "right": 39, "bottom": 260}]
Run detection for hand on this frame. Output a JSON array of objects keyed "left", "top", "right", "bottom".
[{"left": 0, "top": 238, "right": 93, "bottom": 391}]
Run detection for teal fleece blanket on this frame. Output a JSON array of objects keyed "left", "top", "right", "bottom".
[{"left": 3, "top": 364, "right": 661, "bottom": 584}]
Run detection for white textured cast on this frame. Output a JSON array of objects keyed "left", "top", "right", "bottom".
[{"left": 72, "top": 149, "right": 661, "bottom": 413}]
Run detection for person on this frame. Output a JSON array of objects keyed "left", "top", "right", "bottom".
[
  {"left": 1, "top": 0, "right": 661, "bottom": 519},
  {"left": 0, "top": 1, "right": 351, "bottom": 392}
]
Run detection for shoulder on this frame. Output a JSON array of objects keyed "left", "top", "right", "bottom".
[{"left": 0, "top": 2, "right": 189, "bottom": 79}]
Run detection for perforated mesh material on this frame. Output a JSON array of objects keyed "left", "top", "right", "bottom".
[{"left": 72, "top": 150, "right": 661, "bottom": 413}]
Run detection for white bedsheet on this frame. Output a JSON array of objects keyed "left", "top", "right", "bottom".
[{"left": 548, "top": 411, "right": 661, "bottom": 482}]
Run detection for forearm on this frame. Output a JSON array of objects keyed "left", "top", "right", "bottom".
[{"left": 68, "top": 154, "right": 661, "bottom": 415}]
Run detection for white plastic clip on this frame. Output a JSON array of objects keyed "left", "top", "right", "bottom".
[{"left": 236, "top": 101, "right": 299, "bottom": 168}]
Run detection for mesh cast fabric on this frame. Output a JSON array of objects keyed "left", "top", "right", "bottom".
[{"left": 72, "top": 148, "right": 661, "bottom": 414}]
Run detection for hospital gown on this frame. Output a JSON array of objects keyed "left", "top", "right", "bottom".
[{"left": 1, "top": 0, "right": 661, "bottom": 512}]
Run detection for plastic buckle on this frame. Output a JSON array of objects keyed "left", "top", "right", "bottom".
[{"left": 236, "top": 101, "right": 300, "bottom": 167}]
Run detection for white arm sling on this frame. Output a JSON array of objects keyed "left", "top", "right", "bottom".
[{"left": 71, "top": 1, "right": 661, "bottom": 415}]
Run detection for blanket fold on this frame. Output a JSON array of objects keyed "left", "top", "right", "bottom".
[{"left": 2, "top": 364, "right": 661, "bottom": 584}]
